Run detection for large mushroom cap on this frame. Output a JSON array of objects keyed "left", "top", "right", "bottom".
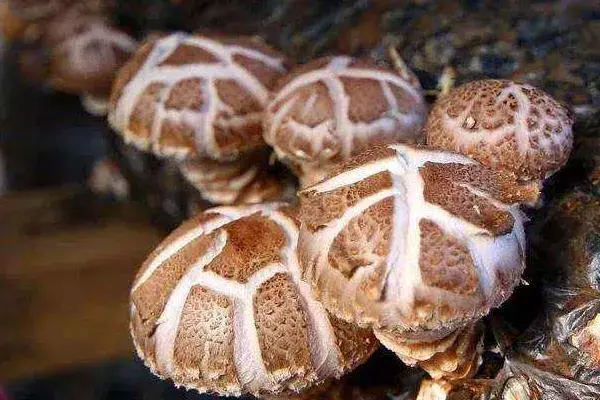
[
  {"left": 109, "top": 33, "right": 287, "bottom": 161},
  {"left": 129, "top": 203, "right": 377, "bottom": 397},
  {"left": 425, "top": 79, "right": 574, "bottom": 182},
  {"left": 298, "top": 144, "right": 538, "bottom": 341},
  {"left": 264, "top": 56, "right": 425, "bottom": 187}
]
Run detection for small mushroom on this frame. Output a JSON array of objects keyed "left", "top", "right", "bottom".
[
  {"left": 425, "top": 79, "right": 574, "bottom": 182},
  {"left": 109, "top": 33, "right": 288, "bottom": 161},
  {"left": 297, "top": 144, "right": 538, "bottom": 378},
  {"left": 130, "top": 203, "right": 378, "bottom": 397},
  {"left": 180, "top": 151, "right": 293, "bottom": 205},
  {"left": 42, "top": 4, "right": 137, "bottom": 114},
  {"left": 88, "top": 158, "right": 129, "bottom": 200},
  {"left": 264, "top": 56, "right": 426, "bottom": 187}
]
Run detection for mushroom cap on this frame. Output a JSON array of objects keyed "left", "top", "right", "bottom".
[
  {"left": 109, "top": 33, "right": 287, "bottom": 161},
  {"left": 264, "top": 56, "right": 425, "bottom": 187},
  {"left": 180, "top": 151, "right": 290, "bottom": 205},
  {"left": 298, "top": 144, "right": 538, "bottom": 340},
  {"left": 425, "top": 79, "right": 574, "bottom": 182},
  {"left": 44, "top": 6, "right": 137, "bottom": 98},
  {"left": 129, "top": 203, "right": 378, "bottom": 397}
]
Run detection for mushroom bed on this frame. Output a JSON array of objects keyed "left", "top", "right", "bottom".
[{"left": 11, "top": 0, "right": 592, "bottom": 398}]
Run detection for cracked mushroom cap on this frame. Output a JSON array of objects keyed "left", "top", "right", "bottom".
[
  {"left": 109, "top": 33, "right": 287, "bottom": 161},
  {"left": 298, "top": 144, "right": 539, "bottom": 344},
  {"left": 264, "top": 56, "right": 425, "bottom": 187},
  {"left": 425, "top": 79, "right": 574, "bottom": 182},
  {"left": 180, "top": 151, "right": 292, "bottom": 205},
  {"left": 43, "top": 5, "right": 137, "bottom": 102},
  {"left": 129, "top": 203, "right": 378, "bottom": 397}
]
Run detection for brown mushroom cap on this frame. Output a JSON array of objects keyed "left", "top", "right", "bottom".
[
  {"left": 264, "top": 56, "right": 426, "bottom": 187},
  {"left": 180, "top": 151, "right": 292, "bottom": 205},
  {"left": 298, "top": 144, "right": 538, "bottom": 342},
  {"left": 109, "top": 33, "right": 287, "bottom": 161},
  {"left": 129, "top": 203, "right": 378, "bottom": 397},
  {"left": 425, "top": 79, "right": 574, "bottom": 182},
  {"left": 44, "top": 7, "right": 137, "bottom": 99}
]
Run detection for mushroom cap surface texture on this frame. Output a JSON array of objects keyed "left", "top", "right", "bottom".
[
  {"left": 109, "top": 33, "right": 287, "bottom": 161},
  {"left": 180, "top": 151, "right": 288, "bottom": 205},
  {"left": 297, "top": 144, "right": 538, "bottom": 342},
  {"left": 44, "top": 5, "right": 137, "bottom": 98},
  {"left": 129, "top": 203, "right": 378, "bottom": 397},
  {"left": 264, "top": 56, "right": 425, "bottom": 186},
  {"left": 425, "top": 79, "right": 573, "bottom": 182}
]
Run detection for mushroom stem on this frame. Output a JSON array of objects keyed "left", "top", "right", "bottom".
[
  {"left": 439, "top": 65, "right": 457, "bottom": 96},
  {"left": 388, "top": 45, "right": 416, "bottom": 86},
  {"left": 424, "top": 66, "right": 457, "bottom": 98}
]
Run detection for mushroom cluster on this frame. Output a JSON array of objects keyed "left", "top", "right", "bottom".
[
  {"left": 109, "top": 33, "right": 291, "bottom": 205},
  {"left": 0, "top": 0, "right": 137, "bottom": 115},
  {"left": 264, "top": 56, "right": 426, "bottom": 187},
  {"left": 297, "top": 144, "right": 537, "bottom": 378},
  {"left": 106, "top": 30, "right": 575, "bottom": 398},
  {"left": 130, "top": 203, "right": 378, "bottom": 397}
]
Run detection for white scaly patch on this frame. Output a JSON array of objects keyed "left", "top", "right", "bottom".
[{"left": 110, "top": 34, "right": 285, "bottom": 159}]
